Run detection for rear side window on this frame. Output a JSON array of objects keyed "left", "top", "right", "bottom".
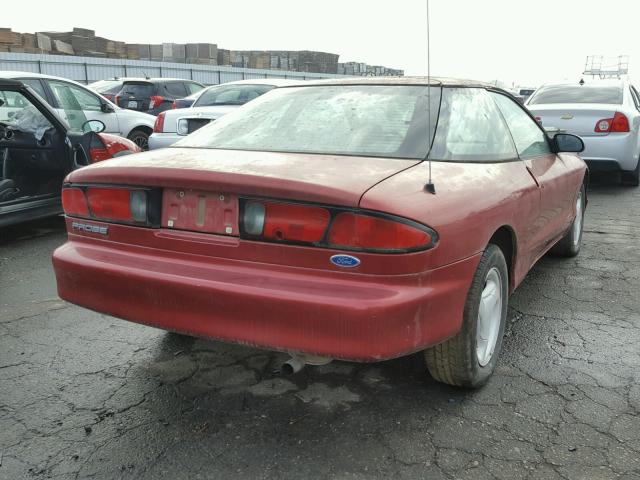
[
  {"left": 20, "top": 79, "right": 47, "bottom": 99},
  {"left": 194, "top": 84, "right": 275, "bottom": 107},
  {"left": 528, "top": 85, "right": 623, "bottom": 105},
  {"left": 430, "top": 88, "right": 517, "bottom": 162},
  {"left": 185, "top": 82, "right": 204, "bottom": 95},
  {"left": 121, "top": 82, "right": 155, "bottom": 97},
  {"left": 164, "top": 82, "right": 187, "bottom": 97},
  {"left": 491, "top": 93, "right": 551, "bottom": 158}
]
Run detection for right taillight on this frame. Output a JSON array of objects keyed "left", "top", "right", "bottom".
[
  {"left": 328, "top": 212, "right": 432, "bottom": 251},
  {"left": 149, "top": 95, "right": 165, "bottom": 109},
  {"left": 595, "top": 112, "right": 630, "bottom": 133},
  {"left": 240, "top": 199, "right": 437, "bottom": 253},
  {"left": 153, "top": 112, "right": 165, "bottom": 133}
]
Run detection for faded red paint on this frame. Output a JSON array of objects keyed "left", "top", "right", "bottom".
[{"left": 52, "top": 145, "right": 586, "bottom": 361}]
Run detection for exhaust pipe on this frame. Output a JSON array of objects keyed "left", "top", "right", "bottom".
[{"left": 280, "top": 354, "right": 333, "bottom": 375}]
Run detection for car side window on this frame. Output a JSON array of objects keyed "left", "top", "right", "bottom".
[
  {"left": 491, "top": 92, "right": 552, "bottom": 159},
  {"left": 48, "top": 81, "right": 102, "bottom": 112},
  {"left": 430, "top": 88, "right": 517, "bottom": 162},
  {"left": 185, "top": 82, "right": 203, "bottom": 95},
  {"left": 165, "top": 82, "right": 187, "bottom": 97},
  {"left": 20, "top": 79, "right": 48, "bottom": 100}
]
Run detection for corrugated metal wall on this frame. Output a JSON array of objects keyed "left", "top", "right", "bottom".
[{"left": 0, "top": 52, "right": 340, "bottom": 85}]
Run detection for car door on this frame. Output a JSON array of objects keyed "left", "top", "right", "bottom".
[
  {"left": 491, "top": 91, "right": 576, "bottom": 258},
  {"left": 46, "top": 80, "right": 120, "bottom": 135}
]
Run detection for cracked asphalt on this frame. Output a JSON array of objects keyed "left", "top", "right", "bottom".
[{"left": 1, "top": 178, "right": 639, "bottom": 480}]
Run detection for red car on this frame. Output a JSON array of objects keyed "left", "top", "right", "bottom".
[{"left": 52, "top": 78, "right": 587, "bottom": 387}]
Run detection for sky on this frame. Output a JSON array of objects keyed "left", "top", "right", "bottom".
[{"left": 7, "top": 0, "right": 640, "bottom": 87}]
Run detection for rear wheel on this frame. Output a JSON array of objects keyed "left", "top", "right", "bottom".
[
  {"left": 621, "top": 159, "right": 640, "bottom": 186},
  {"left": 424, "top": 244, "right": 508, "bottom": 388},
  {"left": 127, "top": 129, "right": 150, "bottom": 151},
  {"left": 551, "top": 185, "right": 585, "bottom": 257}
]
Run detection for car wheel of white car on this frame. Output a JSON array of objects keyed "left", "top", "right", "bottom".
[
  {"left": 127, "top": 129, "right": 150, "bottom": 151},
  {"left": 424, "top": 243, "right": 508, "bottom": 388}
]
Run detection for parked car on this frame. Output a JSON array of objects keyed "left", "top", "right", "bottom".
[
  {"left": 0, "top": 79, "right": 140, "bottom": 227},
  {"left": 89, "top": 78, "right": 204, "bottom": 116},
  {"left": 171, "top": 90, "right": 203, "bottom": 109},
  {"left": 52, "top": 77, "right": 587, "bottom": 388},
  {"left": 0, "top": 72, "right": 156, "bottom": 151},
  {"left": 527, "top": 80, "right": 640, "bottom": 185},
  {"left": 148, "top": 79, "right": 300, "bottom": 150}
]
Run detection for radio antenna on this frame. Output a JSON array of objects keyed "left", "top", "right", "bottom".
[{"left": 424, "top": 0, "right": 436, "bottom": 194}]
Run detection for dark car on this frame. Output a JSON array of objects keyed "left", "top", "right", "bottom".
[
  {"left": 0, "top": 79, "right": 140, "bottom": 227},
  {"left": 90, "top": 78, "right": 204, "bottom": 115}
]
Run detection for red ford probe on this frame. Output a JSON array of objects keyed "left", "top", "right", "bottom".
[{"left": 52, "top": 77, "right": 587, "bottom": 387}]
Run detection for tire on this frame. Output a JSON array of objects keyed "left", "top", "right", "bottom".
[
  {"left": 127, "top": 129, "right": 150, "bottom": 151},
  {"left": 621, "top": 159, "right": 640, "bottom": 186},
  {"left": 424, "top": 244, "right": 508, "bottom": 388},
  {"left": 551, "top": 185, "right": 585, "bottom": 257}
]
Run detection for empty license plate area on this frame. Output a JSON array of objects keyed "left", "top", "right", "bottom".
[{"left": 162, "top": 188, "right": 239, "bottom": 236}]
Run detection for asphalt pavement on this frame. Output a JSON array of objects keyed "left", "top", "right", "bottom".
[{"left": 1, "top": 178, "right": 639, "bottom": 480}]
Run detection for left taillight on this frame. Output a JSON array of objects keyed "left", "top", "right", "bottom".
[
  {"left": 240, "top": 199, "right": 437, "bottom": 253},
  {"left": 62, "top": 185, "right": 158, "bottom": 226},
  {"left": 61, "top": 188, "right": 89, "bottom": 217}
]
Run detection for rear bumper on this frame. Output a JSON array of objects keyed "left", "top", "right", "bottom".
[
  {"left": 580, "top": 133, "right": 638, "bottom": 171},
  {"left": 148, "top": 132, "right": 182, "bottom": 150},
  {"left": 52, "top": 237, "right": 480, "bottom": 362}
]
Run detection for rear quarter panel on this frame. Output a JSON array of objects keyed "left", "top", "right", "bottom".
[{"left": 360, "top": 159, "right": 572, "bottom": 291}]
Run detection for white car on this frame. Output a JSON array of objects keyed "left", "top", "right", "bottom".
[
  {"left": 0, "top": 71, "right": 156, "bottom": 150},
  {"left": 149, "top": 79, "right": 301, "bottom": 150},
  {"left": 527, "top": 80, "right": 640, "bottom": 185}
]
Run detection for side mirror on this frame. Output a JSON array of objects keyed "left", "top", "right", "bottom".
[
  {"left": 101, "top": 102, "right": 115, "bottom": 113},
  {"left": 552, "top": 133, "right": 584, "bottom": 153},
  {"left": 82, "top": 119, "right": 106, "bottom": 134}
]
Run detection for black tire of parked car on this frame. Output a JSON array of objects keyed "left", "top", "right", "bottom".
[
  {"left": 424, "top": 244, "right": 508, "bottom": 388},
  {"left": 127, "top": 129, "right": 150, "bottom": 151},
  {"left": 621, "top": 159, "right": 640, "bottom": 186},
  {"left": 551, "top": 185, "right": 585, "bottom": 257}
]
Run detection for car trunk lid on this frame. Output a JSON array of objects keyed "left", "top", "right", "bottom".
[
  {"left": 527, "top": 103, "right": 618, "bottom": 137},
  {"left": 67, "top": 148, "right": 421, "bottom": 234}
]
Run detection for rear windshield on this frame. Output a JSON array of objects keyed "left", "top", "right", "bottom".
[
  {"left": 176, "top": 85, "right": 441, "bottom": 159},
  {"left": 193, "top": 84, "right": 275, "bottom": 107},
  {"left": 528, "top": 85, "right": 623, "bottom": 105},
  {"left": 120, "top": 82, "right": 155, "bottom": 97},
  {"left": 91, "top": 80, "right": 123, "bottom": 94}
]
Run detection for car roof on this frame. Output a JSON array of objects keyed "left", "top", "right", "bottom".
[
  {"left": 537, "top": 79, "right": 626, "bottom": 88},
  {"left": 283, "top": 76, "right": 495, "bottom": 88}
]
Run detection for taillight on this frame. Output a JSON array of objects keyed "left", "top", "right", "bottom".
[
  {"left": 61, "top": 186, "right": 158, "bottom": 226},
  {"left": 240, "top": 199, "right": 437, "bottom": 253},
  {"left": 102, "top": 94, "right": 114, "bottom": 102},
  {"left": 244, "top": 201, "right": 330, "bottom": 243},
  {"left": 149, "top": 95, "right": 165, "bottom": 109},
  {"left": 153, "top": 112, "right": 165, "bottom": 133},
  {"left": 171, "top": 100, "right": 177, "bottom": 109},
  {"left": 89, "top": 134, "right": 139, "bottom": 163},
  {"left": 595, "top": 112, "right": 630, "bottom": 133},
  {"left": 61, "top": 188, "right": 89, "bottom": 217},
  {"left": 114, "top": 95, "right": 121, "bottom": 107},
  {"left": 328, "top": 212, "right": 432, "bottom": 251}
]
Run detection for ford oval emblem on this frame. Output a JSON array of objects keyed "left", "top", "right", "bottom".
[{"left": 330, "top": 254, "right": 361, "bottom": 268}]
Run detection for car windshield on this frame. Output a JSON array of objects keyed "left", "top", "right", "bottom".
[
  {"left": 193, "top": 84, "right": 275, "bottom": 107},
  {"left": 176, "top": 85, "right": 440, "bottom": 159},
  {"left": 91, "top": 80, "right": 123, "bottom": 94},
  {"left": 528, "top": 85, "right": 623, "bottom": 105}
]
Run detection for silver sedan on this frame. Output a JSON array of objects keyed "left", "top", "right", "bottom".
[{"left": 527, "top": 80, "right": 640, "bottom": 185}]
